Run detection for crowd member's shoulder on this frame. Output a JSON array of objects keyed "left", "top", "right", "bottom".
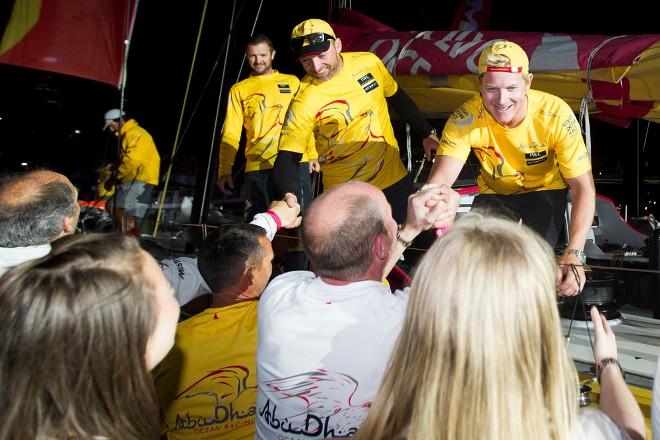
[
  {"left": 572, "top": 408, "right": 629, "bottom": 439},
  {"left": 258, "top": 270, "right": 317, "bottom": 304}
]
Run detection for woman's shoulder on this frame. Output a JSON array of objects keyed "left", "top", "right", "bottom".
[{"left": 572, "top": 408, "right": 630, "bottom": 439}]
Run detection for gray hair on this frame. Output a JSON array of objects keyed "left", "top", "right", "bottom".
[{"left": 0, "top": 173, "right": 78, "bottom": 247}]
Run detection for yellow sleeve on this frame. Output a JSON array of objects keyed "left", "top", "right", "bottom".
[
  {"left": 554, "top": 102, "right": 592, "bottom": 179},
  {"left": 278, "top": 94, "right": 315, "bottom": 155},
  {"left": 218, "top": 85, "right": 243, "bottom": 176},
  {"left": 374, "top": 54, "right": 398, "bottom": 97},
  {"left": 304, "top": 133, "right": 318, "bottom": 161},
  {"left": 436, "top": 105, "right": 473, "bottom": 163}
]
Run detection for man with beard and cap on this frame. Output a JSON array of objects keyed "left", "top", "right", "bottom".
[{"left": 273, "top": 19, "right": 441, "bottom": 224}]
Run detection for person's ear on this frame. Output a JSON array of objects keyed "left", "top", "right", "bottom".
[
  {"left": 334, "top": 38, "right": 342, "bottom": 54},
  {"left": 244, "top": 264, "right": 257, "bottom": 286},
  {"left": 62, "top": 215, "right": 76, "bottom": 235},
  {"left": 271, "top": 49, "right": 276, "bottom": 61},
  {"left": 373, "top": 233, "right": 387, "bottom": 260}
]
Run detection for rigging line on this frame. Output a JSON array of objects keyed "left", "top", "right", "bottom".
[
  {"left": 585, "top": 35, "right": 628, "bottom": 100},
  {"left": 234, "top": 0, "right": 265, "bottom": 85},
  {"left": 161, "top": 1, "right": 250, "bottom": 165},
  {"left": 197, "top": 0, "right": 241, "bottom": 226},
  {"left": 229, "top": 0, "right": 265, "bottom": 185},
  {"left": 152, "top": 0, "right": 209, "bottom": 238},
  {"left": 642, "top": 119, "right": 651, "bottom": 153}
]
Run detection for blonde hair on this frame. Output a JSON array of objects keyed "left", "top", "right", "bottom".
[{"left": 357, "top": 211, "right": 578, "bottom": 440}]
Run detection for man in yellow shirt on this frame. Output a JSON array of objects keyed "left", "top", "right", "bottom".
[
  {"left": 424, "top": 41, "right": 595, "bottom": 297},
  {"left": 153, "top": 224, "right": 272, "bottom": 440},
  {"left": 274, "top": 19, "right": 441, "bottom": 223},
  {"left": 103, "top": 109, "right": 160, "bottom": 232},
  {"left": 218, "top": 34, "right": 318, "bottom": 220}
]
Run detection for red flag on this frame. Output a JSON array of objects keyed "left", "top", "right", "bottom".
[{"left": 0, "top": 0, "right": 137, "bottom": 87}]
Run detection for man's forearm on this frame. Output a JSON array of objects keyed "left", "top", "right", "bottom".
[
  {"left": 566, "top": 175, "right": 596, "bottom": 250},
  {"left": 425, "top": 155, "right": 464, "bottom": 187},
  {"left": 387, "top": 87, "right": 433, "bottom": 138},
  {"left": 274, "top": 150, "right": 303, "bottom": 198}
]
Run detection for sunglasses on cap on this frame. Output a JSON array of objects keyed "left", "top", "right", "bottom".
[{"left": 290, "top": 32, "right": 335, "bottom": 53}]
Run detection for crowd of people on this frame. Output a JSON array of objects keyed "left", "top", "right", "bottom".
[{"left": 0, "top": 18, "right": 652, "bottom": 440}]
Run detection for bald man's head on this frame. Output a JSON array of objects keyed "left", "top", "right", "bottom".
[
  {"left": 0, "top": 171, "right": 79, "bottom": 247},
  {"left": 302, "top": 181, "right": 391, "bottom": 280}
]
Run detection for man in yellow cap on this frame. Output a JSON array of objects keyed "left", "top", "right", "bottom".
[
  {"left": 273, "top": 18, "right": 446, "bottom": 224},
  {"left": 424, "top": 40, "right": 595, "bottom": 297}
]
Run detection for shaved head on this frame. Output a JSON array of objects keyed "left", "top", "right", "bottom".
[{"left": 302, "top": 181, "right": 391, "bottom": 280}]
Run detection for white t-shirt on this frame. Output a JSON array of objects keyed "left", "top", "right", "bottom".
[
  {"left": 572, "top": 407, "right": 629, "bottom": 439},
  {"left": 255, "top": 271, "right": 409, "bottom": 439},
  {"left": 158, "top": 256, "right": 211, "bottom": 306},
  {"left": 0, "top": 243, "right": 51, "bottom": 276}
]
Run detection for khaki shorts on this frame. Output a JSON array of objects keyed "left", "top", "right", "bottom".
[{"left": 115, "top": 180, "right": 154, "bottom": 217}]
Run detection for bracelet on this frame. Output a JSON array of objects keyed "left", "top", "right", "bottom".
[
  {"left": 265, "top": 210, "right": 282, "bottom": 230},
  {"left": 596, "top": 357, "right": 622, "bottom": 382},
  {"left": 396, "top": 225, "right": 413, "bottom": 248}
]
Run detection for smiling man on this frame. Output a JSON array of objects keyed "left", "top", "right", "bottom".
[
  {"left": 218, "top": 34, "right": 318, "bottom": 220},
  {"left": 273, "top": 19, "right": 440, "bottom": 224},
  {"left": 425, "top": 40, "right": 595, "bottom": 297}
]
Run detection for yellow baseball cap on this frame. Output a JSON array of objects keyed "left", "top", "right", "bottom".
[
  {"left": 290, "top": 19, "right": 336, "bottom": 59},
  {"left": 478, "top": 41, "right": 529, "bottom": 75}
]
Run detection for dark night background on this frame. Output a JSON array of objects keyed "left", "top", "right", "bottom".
[{"left": 0, "top": 0, "right": 658, "bottom": 218}]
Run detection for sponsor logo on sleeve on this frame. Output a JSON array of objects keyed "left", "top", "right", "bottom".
[{"left": 451, "top": 106, "right": 474, "bottom": 126}]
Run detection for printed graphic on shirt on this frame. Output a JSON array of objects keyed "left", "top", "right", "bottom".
[
  {"left": 259, "top": 370, "right": 371, "bottom": 438},
  {"left": 242, "top": 92, "right": 283, "bottom": 162},
  {"left": 159, "top": 258, "right": 186, "bottom": 280},
  {"left": 473, "top": 145, "right": 522, "bottom": 182},
  {"left": 164, "top": 365, "right": 257, "bottom": 438}
]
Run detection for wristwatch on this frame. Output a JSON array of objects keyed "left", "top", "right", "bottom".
[
  {"left": 428, "top": 127, "right": 438, "bottom": 137},
  {"left": 564, "top": 248, "right": 586, "bottom": 264},
  {"left": 396, "top": 225, "right": 413, "bottom": 248}
]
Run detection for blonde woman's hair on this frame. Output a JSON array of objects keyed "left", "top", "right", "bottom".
[{"left": 357, "top": 211, "right": 578, "bottom": 440}]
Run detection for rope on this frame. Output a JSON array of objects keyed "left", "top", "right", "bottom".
[
  {"left": 405, "top": 123, "right": 412, "bottom": 173},
  {"left": 151, "top": 0, "right": 209, "bottom": 238},
  {"left": 580, "top": 35, "right": 628, "bottom": 160},
  {"left": 197, "top": 0, "right": 265, "bottom": 228}
]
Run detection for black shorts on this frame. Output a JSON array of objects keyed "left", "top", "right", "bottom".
[{"left": 471, "top": 189, "right": 568, "bottom": 246}]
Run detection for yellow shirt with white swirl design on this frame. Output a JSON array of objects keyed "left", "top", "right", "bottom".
[
  {"left": 438, "top": 89, "right": 591, "bottom": 195},
  {"left": 219, "top": 71, "right": 316, "bottom": 176},
  {"left": 278, "top": 52, "right": 407, "bottom": 190}
]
